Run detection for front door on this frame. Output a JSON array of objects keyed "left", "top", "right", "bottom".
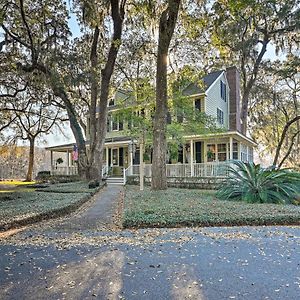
[
  {"left": 195, "top": 142, "right": 202, "bottom": 163},
  {"left": 112, "top": 148, "right": 118, "bottom": 166},
  {"left": 119, "top": 147, "right": 124, "bottom": 167}
]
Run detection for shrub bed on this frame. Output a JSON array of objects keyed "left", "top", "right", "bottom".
[{"left": 36, "top": 173, "right": 81, "bottom": 184}]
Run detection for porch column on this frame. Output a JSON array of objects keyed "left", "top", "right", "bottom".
[
  {"left": 139, "top": 142, "right": 144, "bottom": 191},
  {"left": 203, "top": 141, "right": 207, "bottom": 163},
  {"left": 129, "top": 149, "right": 133, "bottom": 167},
  {"left": 106, "top": 147, "right": 109, "bottom": 168},
  {"left": 50, "top": 150, "right": 54, "bottom": 175},
  {"left": 190, "top": 139, "right": 194, "bottom": 177},
  {"left": 66, "top": 150, "right": 70, "bottom": 175},
  {"left": 229, "top": 137, "right": 233, "bottom": 160},
  {"left": 246, "top": 145, "right": 249, "bottom": 162},
  {"left": 110, "top": 148, "right": 114, "bottom": 167}
]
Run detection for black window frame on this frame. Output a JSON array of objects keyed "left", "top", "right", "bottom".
[
  {"left": 220, "top": 81, "right": 227, "bottom": 102},
  {"left": 217, "top": 108, "right": 224, "bottom": 125}
]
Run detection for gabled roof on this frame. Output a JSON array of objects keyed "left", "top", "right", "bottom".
[{"left": 182, "top": 70, "right": 223, "bottom": 96}]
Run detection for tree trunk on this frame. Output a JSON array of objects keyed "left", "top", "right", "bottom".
[
  {"left": 240, "top": 89, "right": 251, "bottom": 135},
  {"left": 278, "top": 130, "right": 300, "bottom": 168},
  {"left": 151, "top": 0, "right": 181, "bottom": 190},
  {"left": 240, "top": 38, "right": 269, "bottom": 135},
  {"left": 26, "top": 137, "right": 35, "bottom": 181},
  {"left": 88, "top": 26, "right": 100, "bottom": 179},
  {"left": 95, "top": 0, "right": 126, "bottom": 181},
  {"left": 273, "top": 115, "right": 300, "bottom": 167},
  {"left": 51, "top": 82, "right": 89, "bottom": 178}
]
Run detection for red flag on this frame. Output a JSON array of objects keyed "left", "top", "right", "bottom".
[{"left": 72, "top": 145, "right": 78, "bottom": 161}]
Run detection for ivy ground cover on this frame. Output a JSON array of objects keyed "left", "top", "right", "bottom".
[{"left": 123, "top": 186, "right": 300, "bottom": 228}]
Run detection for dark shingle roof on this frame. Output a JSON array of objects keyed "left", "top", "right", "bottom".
[{"left": 182, "top": 70, "right": 223, "bottom": 96}]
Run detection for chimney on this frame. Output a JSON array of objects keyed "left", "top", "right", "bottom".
[{"left": 226, "top": 66, "right": 241, "bottom": 132}]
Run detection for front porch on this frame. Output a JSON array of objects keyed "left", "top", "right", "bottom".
[{"left": 46, "top": 131, "right": 256, "bottom": 181}]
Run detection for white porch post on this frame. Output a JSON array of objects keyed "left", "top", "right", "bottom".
[
  {"left": 110, "top": 148, "right": 114, "bottom": 166},
  {"left": 50, "top": 150, "right": 54, "bottom": 175},
  {"left": 129, "top": 151, "right": 133, "bottom": 176},
  {"left": 66, "top": 150, "right": 70, "bottom": 175},
  {"left": 246, "top": 145, "right": 249, "bottom": 162},
  {"left": 129, "top": 149, "right": 133, "bottom": 167},
  {"left": 229, "top": 137, "right": 233, "bottom": 160},
  {"left": 190, "top": 139, "right": 194, "bottom": 177},
  {"left": 139, "top": 142, "right": 144, "bottom": 191},
  {"left": 106, "top": 147, "right": 109, "bottom": 168},
  {"left": 203, "top": 141, "right": 207, "bottom": 176}
]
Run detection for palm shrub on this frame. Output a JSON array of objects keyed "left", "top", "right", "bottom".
[{"left": 217, "top": 161, "right": 300, "bottom": 204}]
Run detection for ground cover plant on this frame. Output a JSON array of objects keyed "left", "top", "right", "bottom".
[
  {"left": 123, "top": 186, "right": 300, "bottom": 228},
  {"left": 35, "top": 182, "right": 100, "bottom": 193},
  {"left": 216, "top": 161, "right": 300, "bottom": 204},
  {"left": 0, "top": 181, "right": 102, "bottom": 231}
]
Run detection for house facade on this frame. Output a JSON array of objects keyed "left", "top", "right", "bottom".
[{"left": 46, "top": 66, "right": 255, "bottom": 179}]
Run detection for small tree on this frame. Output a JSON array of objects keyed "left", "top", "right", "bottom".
[{"left": 5, "top": 82, "right": 65, "bottom": 181}]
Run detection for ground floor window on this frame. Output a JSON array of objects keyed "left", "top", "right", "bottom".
[
  {"left": 217, "top": 143, "right": 226, "bottom": 161},
  {"left": 233, "top": 142, "right": 238, "bottom": 160},
  {"left": 207, "top": 144, "right": 216, "bottom": 162},
  {"left": 240, "top": 144, "right": 248, "bottom": 162},
  {"left": 248, "top": 147, "right": 254, "bottom": 162}
]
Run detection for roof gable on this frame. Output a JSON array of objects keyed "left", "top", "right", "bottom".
[{"left": 182, "top": 70, "right": 224, "bottom": 96}]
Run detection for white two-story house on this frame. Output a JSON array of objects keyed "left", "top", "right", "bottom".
[{"left": 46, "top": 66, "right": 255, "bottom": 179}]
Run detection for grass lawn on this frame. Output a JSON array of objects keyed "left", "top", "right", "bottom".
[
  {"left": 0, "top": 181, "right": 101, "bottom": 230},
  {"left": 123, "top": 186, "right": 300, "bottom": 228}
]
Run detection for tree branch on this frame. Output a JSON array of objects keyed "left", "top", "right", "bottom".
[{"left": 273, "top": 115, "right": 300, "bottom": 167}]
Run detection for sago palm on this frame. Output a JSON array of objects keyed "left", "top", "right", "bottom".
[{"left": 217, "top": 161, "right": 300, "bottom": 204}]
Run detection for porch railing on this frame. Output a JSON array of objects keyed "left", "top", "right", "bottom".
[
  {"left": 51, "top": 166, "right": 78, "bottom": 176},
  {"left": 193, "top": 162, "right": 233, "bottom": 177},
  {"left": 101, "top": 165, "right": 109, "bottom": 178},
  {"left": 126, "top": 162, "right": 233, "bottom": 178}
]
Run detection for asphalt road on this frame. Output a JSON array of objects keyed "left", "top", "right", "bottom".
[{"left": 0, "top": 186, "right": 299, "bottom": 300}]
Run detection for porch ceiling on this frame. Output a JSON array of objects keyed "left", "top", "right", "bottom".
[
  {"left": 45, "top": 142, "right": 75, "bottom": 152},
  {"left": 184, "top": 131, "right": 257, "bottom": 146}
]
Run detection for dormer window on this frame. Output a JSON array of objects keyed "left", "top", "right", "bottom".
[
  {"left": 220, "top": 81, "right": 227, "bottom": 101},
  {"left": 194, "top": 99, "right": 201, "bottom": 111},
  {"left": 108, "top": 98, "right": 115, "bottom": 106}
]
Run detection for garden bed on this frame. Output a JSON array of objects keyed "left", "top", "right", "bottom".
[
  {"left": 0, "top": 181, "right": 104, "bottom": 231},
  {"left": 123, "top": 186, "right": 300, "bottom": 228}
]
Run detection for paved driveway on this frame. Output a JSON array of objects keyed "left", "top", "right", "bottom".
[{"left": 0, "top": 186, "right": 299, "bottom": 300}]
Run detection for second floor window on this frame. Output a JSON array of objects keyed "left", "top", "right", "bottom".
[
  {"left": 194, "top": 99, "right": 201, "bottom": 111},
  {"left": 220, "top": 81, "right": 227, "bottom": 101},
  {"left": 112, "top": 117, "right": 118, "bottom": 131},
  {"left": 217, "top": 108, "right": 224, "bottom": 125},
  {"left": 107, "top": 115, "right": 124, "bottom": 132},
  {"left": 108, "top": 98, "right": 115, "bottom": 106}
]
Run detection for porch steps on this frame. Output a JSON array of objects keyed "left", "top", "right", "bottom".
[{"left": 106, "top": 177, "right": 124, "bottom": 185}]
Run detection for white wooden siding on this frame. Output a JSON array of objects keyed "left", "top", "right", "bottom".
[{"left": 204, "top": 72, "right": 229, "bottom": 129}]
